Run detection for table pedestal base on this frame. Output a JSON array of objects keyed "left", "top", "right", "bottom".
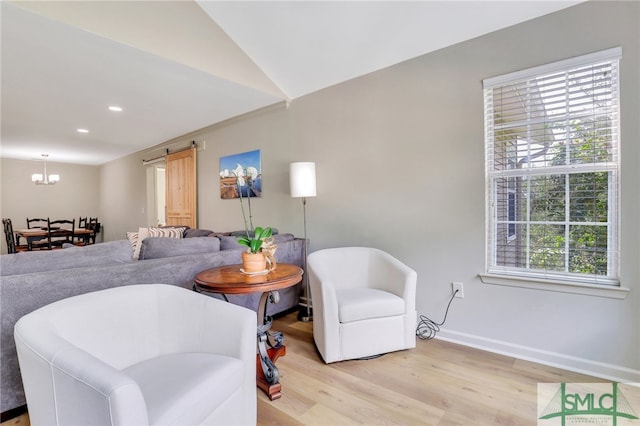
[
  {"left": 256, "top": 290, "right": 287, "bottom": 400},
  {"left": 192, "top": 264, "right": 303, "bottom": 402},
  {"left": 256, "top": 346, "right": 286, "bottom": 400}
]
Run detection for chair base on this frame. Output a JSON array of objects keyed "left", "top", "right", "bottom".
[
  {"left": 297, "top": 305, "right": 313, "bottom": 322},
  {"left": 355, "top": 353, "right": 385, "bottom": 360}
]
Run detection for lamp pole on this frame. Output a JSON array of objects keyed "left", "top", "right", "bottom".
[
  {"left": 289, "top": 162, "right": 316, "bottom": 322},
  {"left": 298, "top": 195, "right": 312, "bottom": 321}
]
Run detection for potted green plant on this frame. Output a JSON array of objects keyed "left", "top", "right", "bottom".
[
  {"left": 238, "top": 226, "right": 273, "bottom": 273},
  {"left": 237, "top": 226, "right": 272, "bottom": 254}
]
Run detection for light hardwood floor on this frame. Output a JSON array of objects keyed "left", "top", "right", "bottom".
[
  {"left": 3, "top": 311, "right": 630, "bottom": 426},
  {"left": 257, "top": 312, "right": 610, "bottom": 425}
]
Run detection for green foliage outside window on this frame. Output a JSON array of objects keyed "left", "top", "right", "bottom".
[{"left": 511, "top": 117, "right": 612, "bottom": 276}]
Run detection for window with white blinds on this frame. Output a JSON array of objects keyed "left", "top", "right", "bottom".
[{"left": 483, "top": 48, "right": 621, "bottom": 286}]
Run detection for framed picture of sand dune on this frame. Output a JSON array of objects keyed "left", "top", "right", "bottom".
[{"left": 219, "top": 149, "right": 262, "bottom": 199}]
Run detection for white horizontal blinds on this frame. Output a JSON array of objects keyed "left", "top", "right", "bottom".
[{"left": 484, "top": 48, "right": 620, "bottom": 285}]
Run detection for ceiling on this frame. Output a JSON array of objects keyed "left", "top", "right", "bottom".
[{"left": 1, "top": 1, "right": 582, "bottom": 166}]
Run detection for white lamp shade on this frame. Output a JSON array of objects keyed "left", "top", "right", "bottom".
[
  {"left": 289, "top": 162, "right": 316, "bottom": 198},
  {"left": 48, "top": 174, "right": 60, "bottom": 183},
  {"left": 31, "top": 174, "right": 43, "bottom": 182}
]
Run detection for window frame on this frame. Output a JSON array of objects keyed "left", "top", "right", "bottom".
[
  {"left": 506, "top": 180, "right": 517, "bottom": 242},
  {"left": 481, "top": 47, "right": 625, "bottom": 297}
]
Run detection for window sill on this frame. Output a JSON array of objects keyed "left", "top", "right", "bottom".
[{"left": 479, "top": 273, "right": 630, "bottom": 299}]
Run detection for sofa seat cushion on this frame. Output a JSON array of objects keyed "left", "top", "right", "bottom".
[
  {"left": 336, "top": 288, "right": 405, "bottom": 323},
  {"left": 124, "top": 353, "right": 243, "bottom": 426}
]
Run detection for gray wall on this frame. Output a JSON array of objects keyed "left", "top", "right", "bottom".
[
  {"left": 101, "top": 1, "right": 640, "bottom": 381},
  {"left": 98, "top": 153, "right": 148, "bottom": 242},
  {"left": 5, "top": 1, "right": 638, "bottom": 380},
  {"left": 0, "top": 158, "right": 100, "bottom": 253}
]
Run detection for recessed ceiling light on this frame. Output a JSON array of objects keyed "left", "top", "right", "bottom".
[
  {"left": 77, "top": 128, "right": 89, "bottom": 133},
  {"left": 108, "top": 106, "right": 123, "bottom": 112}
]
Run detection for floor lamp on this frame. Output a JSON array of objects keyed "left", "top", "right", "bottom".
[{"left": 290, "top": 162, "right": 316, "bottom": 322}]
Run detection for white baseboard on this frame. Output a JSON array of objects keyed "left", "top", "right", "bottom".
[{"left": 436, "top": 329, "right": 640, "bottom": 383}]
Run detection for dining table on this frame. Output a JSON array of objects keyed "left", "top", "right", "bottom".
[{"left": 14, "top": 228, "right": 94, "bottom": 250}]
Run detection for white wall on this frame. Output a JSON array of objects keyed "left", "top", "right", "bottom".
[
  {"left": 96, "top": 1, "right": 638, "bottom": 381},
  {"left": 0, "top": 158, "right": 100, "bottom": 253}
]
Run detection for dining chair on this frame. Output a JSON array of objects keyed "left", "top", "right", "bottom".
[
  {"left": 26, "top": 217, "right": 47, "bottom": 229},
  {"left": 74, "top": 217, "right": 88, "bottom": 245},
  {"left": 88, "top": 217, "right": 100, "bottom": 244},
  {"left": 48, "top": 218, "right": 75, "bottom": 248},
  {"left": 25, "top": 217, "right": 51, "bottom": 250},
  {"left": 3, "top": 218, "right": 28, "bottom": 254},
  {"left": 78, "top": 217, "right": 88, "bottom": 228}
]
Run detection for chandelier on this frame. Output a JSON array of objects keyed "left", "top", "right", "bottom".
[{"left": 32, "top": 154, "right": 60, "bottom": 185}]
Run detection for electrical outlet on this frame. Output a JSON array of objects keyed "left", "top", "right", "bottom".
[{"left": 452, "top": 282, "right": 464, "bottom": 298}]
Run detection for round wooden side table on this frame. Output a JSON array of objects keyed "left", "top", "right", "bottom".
[{"left": 194, "top": 263, "right": 303, "bottom": 400}]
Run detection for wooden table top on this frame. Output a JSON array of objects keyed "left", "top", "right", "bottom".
[
  {"left": 15, "top": 228, "right": 93, "bottom": 236},
  {"left": 194, "top": 263, "right": 303, "bottom": 295}
]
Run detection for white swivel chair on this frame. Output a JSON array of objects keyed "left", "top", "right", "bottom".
[
  {"left": 14, "top": 284, "right": 256, "bottom": 426},
  {"left": 308, "top": 247, "right": 417, "bottom": 363}
]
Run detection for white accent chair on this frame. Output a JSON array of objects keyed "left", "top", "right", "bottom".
[
  {"left": 14, "top": 284, "right": 256, "bottom": 426},
  {"left": 308, "top": 247, "right": 417, "bottom": 363}
]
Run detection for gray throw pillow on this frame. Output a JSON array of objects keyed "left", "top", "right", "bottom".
[
  {"left": 219, "top": 236, "right": 244, "bottom": 251},
  {"left": 139, "top": 236, "right": 221, "bottom": 260},
  {"left": 184, "top": 228, "right": 215, "bottom": 238}
]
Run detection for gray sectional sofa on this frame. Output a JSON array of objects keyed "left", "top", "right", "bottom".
[{"left": 0, "top": 232, "right": 305, "bottom": 417}]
